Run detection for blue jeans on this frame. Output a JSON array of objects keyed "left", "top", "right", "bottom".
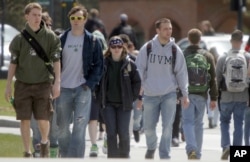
[
  {"left": 220, "top": 102, "right": 247, "bottom": 149},
  {"left": 133, "top": 100, "right": 143, "bottom": 131},
  {"left": 31, "top": 116, "right": 58, "bottom": 149},
  {"left": 143, "top": 92, "right": 176, "bottom": 159},
  {"left": 31, "top": 101, "right": 59, "bottom": 151},
  {"left": 244, "top": 107, "right": 250, "bottom": 146},
  {"left": 56, "top": 86, "right": 91, "bottom": 158},
  {"left": 182, "top": 94, "right": 206, "bottom": 159},
  {"left": 101, "top": 105, "right": 131, "bottom": 158}
]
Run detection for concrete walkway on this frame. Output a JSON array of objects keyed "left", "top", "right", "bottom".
[{"left": 0, "top": 115, "right": 227, "bottom": 162}]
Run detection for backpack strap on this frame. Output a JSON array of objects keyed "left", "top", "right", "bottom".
[
  {"left": 21, "top": 29, "right": 55, "bottom": 83},
  {"left": 145, "top": 40, "right": 152, "bottom": 72},
  {"left": 172, "top": 44, "right": 177, "bottom": 74},
  {"left": 146, "top": 41, "right": 177, "bottom": 74}
]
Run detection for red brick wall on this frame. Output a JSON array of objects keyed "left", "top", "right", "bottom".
[{"left": 99, "top": 0, "right": 238, "bottom": 47}]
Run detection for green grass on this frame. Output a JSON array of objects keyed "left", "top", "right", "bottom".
[
  {"left": 0, "top": 134, "right": 24, "bottom": 157},
  {"left": 0, "top": 79, "right": 16, "bottom": 116}
]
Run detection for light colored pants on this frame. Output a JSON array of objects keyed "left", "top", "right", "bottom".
[
  {"left": 143, "top": 92, "right": 176, "bottom": 159},
  {"left": 56, "top": 86, "right": 91, "bottom": 158}
]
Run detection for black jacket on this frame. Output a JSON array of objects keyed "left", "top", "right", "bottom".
[{"left": 98, "top": 56, "right": 141, "bottom": 111}]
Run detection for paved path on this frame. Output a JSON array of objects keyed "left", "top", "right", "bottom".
[{"left": 0, "top": 115, "right": 228, "bottom": 162}]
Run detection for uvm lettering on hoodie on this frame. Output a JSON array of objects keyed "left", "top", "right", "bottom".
[{"left": 149, "top": 54, "right": 173, "bottom": 65}]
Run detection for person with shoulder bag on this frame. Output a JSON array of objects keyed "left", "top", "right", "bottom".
[{"left": 4, "top": 2, "right": 61, "bottom": 157}]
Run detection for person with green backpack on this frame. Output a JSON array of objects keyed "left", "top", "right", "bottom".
[{"left": 182, "top": 28, "right": 218, "bottom": 160}]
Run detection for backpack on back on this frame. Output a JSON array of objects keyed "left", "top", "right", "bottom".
[
  {"left": 223, "top": 50, "right": 248, "bottom": 92},
  {"left": 185, "top": 49, "right": 210, "bottom": 93}
]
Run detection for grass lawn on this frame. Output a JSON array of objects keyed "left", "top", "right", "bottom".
[
  {"left": 0, "top": 134, "right": 24, "bottom": 157},
  {"left": 0, "top": 79, "right": 16, "bottom": 116}
]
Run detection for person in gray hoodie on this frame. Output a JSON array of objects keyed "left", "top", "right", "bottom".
[{"left": 135, "top": 18, "right": 189, "bottom": 159}]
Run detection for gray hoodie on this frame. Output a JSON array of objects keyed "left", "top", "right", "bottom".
[{"left": 135, "top": 35, "right": 189, "bottom": 97}]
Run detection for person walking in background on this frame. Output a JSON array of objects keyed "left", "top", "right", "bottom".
[
  {"left": 119, "top": 33, "right": 142, "bottom": 142},
  {"left": 97, "top": 36, "right": 141, "bottom": 158},
  {"left": 88, "top": 21, "right": 107, "bottom": 158},
  {"left": 171, "top": 90, "right": 182, "bottom": 147},
  {"left": 4, "top": 2, "right": 61, "bottom": 157},
  {"left": 30, "top": 11, "right": 59, "bottom": 158},
  {"left": 135, "top": 18, "right": 189, "bottom": 159},
  {"left": 216, "top": 30, "right": 250, "bottom": 160},
  {"left": 109, "top": 13, "right": 138, "bottom": 49},
  {"left": 182, "top": 28, "right": 218, "bottom": 160},
  {"left": 55, "top": 5, "right": 103, "bottom": 158},
  {"left": 200, "top": 20, "right": 215, "bottom": 36},
  {"left": 245, "top": 104, "right": 250, "bottom": 146},
  {"left": 206, "top": 47, "right": 220, "bottom": 129},
  {"left": 85, "top": 8, "right": 107, "bottom": 39}
]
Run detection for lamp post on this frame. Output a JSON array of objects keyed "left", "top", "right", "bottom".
[
  {"left": 230, "top": 0, "right": 246, "bottom": 30},
  {"left": 0, "top": 0, "right": 5, "bottom": 68}
]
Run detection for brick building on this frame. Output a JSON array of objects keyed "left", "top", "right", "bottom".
[{"left": 98, "top": 0, "right": 241, "bottom": 48}]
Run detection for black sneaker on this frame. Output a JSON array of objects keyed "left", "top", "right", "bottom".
[
  {"left": 208, "top": 118, "right": 214, "bottom": 128},
  {"left": 145, "top": 149, "right": 155, "bottom": 159},
  {"left": 133, "top": 130, "right": 140, "bottom": 143},
  {"left": 23, "top": 152, "right": 32, "bottom": 158},
  {"left": 221, "top": 148, "right": 230, "bottom": 160}
]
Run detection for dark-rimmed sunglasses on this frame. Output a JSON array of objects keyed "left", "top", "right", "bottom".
[{"left": 110, "top": 45, "right": 123, "bottom": 49}]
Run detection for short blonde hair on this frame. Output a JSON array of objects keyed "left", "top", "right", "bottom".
[{"left": 24, "top": 2, "right": 42, "bottom": 15}]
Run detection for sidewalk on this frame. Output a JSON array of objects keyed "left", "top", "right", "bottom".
[{"left": 0, "top": 115, "right": 227, "bottom": 162}]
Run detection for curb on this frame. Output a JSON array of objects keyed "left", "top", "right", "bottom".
[{"left": 0, "top": 116, "right": 19, "bottom": 128}]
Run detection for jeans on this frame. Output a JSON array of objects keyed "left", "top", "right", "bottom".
[
  {"left": 31, "top": 115, "right": 58, "bottom": 149},
  {"left": 56, "top": 86, "right": 91, "bottom": 158},
  {"left": 31, "top": 101, "right": 59, "bottom": 151},
  {"left": 220, "top": 102, "right": 247, "bottom": 149},
  {"left": 172, "top": 103, "right": 181, "bottom": 139},
  {"left": 133, "top": 100, "right": 143, "bottom": 131},
  {"left": 244, "top": 107, "right": 250, "bottom": 146},
  {"left": 182, "top": 94, "right": 206, "bottom": 159},
  {"left": 143, "top": 92, "right": 176, "bottom": 159},
  {"left": 207, "top": 92, "right": 219, "bottom": 126},
  {"left": 101, "top": 105, "right": 131, "bottom": 158}
]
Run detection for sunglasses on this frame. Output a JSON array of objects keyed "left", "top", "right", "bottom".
[
  {"left": 110, "top": 45, "right": 123, "bottom": 49},
  {"left": 70, "top": 16, "right": 85, "bottom": 21}
]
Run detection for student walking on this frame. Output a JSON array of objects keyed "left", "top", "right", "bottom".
[
  {"left": 97, "top": 36, "right": 141, "bottom": 158},
  {"left": 55, "top": 5, "right": 103, "bottom": 158},
  {"left": 109, "top": 13, "right": 138, "bottom": 49},
  {"left": 182, "top": 28, "right": 218, "bottom": 159},
  {"left": 4, "top": 2, "right": 61, "bottom": 157},
  {"left": 30, "top": 11, "right": 59, "bottom": 158},
  {"left": 216, "top": 30, "right": 250, "bottom": 160},
  {"left": 135, "top": 18, "right": 189, "bottom": 159}
]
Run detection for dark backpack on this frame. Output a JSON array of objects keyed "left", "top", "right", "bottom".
[{"left": 185, "top": 49, "right": 210, "bottom": 93}]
